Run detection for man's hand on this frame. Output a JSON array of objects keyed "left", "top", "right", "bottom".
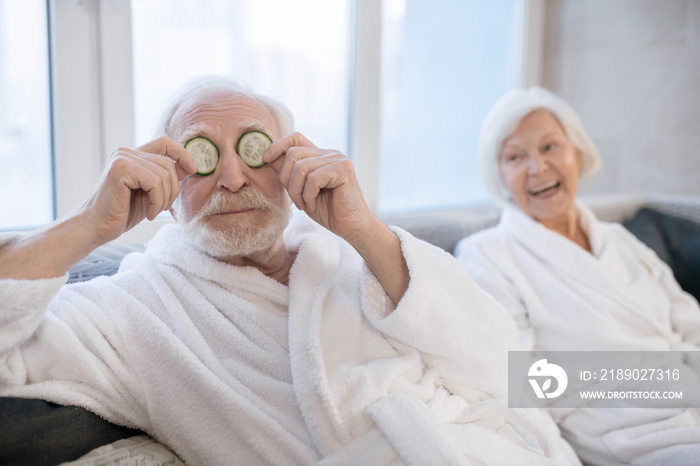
[
  {"left": 0, "top": 137, "right": 197, "bottom": 280},
  {"left": 263, "top": 133, "right": 409, "bottom": 304},
  {"left": 80, "top": 137, "right": 197, "bottom": 246},
  {"left": 263, "top": 132, "right": 373, "bottom": 242}
]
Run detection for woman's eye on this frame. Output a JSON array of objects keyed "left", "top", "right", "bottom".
[
  {"left": 544, "top": 143, "right": 557, "bottom": 151},
  {"left": 506, "top": 153, "right": 521, "bottom": 162}
]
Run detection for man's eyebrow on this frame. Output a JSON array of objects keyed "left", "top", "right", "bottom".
[
  {"left": 178, "top": 122, "right": 214, "bottom": 145},
  {"left": 236, "top": 120, "right": 269, "bottom": 135}
]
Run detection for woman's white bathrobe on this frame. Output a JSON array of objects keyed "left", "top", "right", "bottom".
[
  {"left": 0, "top": 211, "right": 578, "bottom": 465},
  {"left": 455, "top": 201, "right": 700, "bottom": 466}
]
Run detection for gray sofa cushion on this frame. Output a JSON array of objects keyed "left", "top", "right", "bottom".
[{"left": 68, "top": 243, "right": 145, "bottom": 284}]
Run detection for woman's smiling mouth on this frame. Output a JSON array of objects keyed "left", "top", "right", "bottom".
[{"left": 528, "top": 181, "right": 561, "bottom": 197}]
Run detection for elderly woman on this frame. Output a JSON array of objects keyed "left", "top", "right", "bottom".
[{"left": 455, "top": 87, "right": 700, "bottom": 466}]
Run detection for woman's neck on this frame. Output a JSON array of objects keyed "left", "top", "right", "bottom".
[{"left": 539, "top": 209, "right": 592, "bottom": 253}]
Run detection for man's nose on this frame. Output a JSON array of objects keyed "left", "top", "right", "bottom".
[{"left": 215, "top": 151, "right": 250, "bottom": 192}]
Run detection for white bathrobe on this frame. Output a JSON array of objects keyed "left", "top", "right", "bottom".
[
  {"left": 0, "top": 211, "right": 578, "bottom": 465},
  {"left": 455, "top": 201, "right": 700, "bottom": 466}
]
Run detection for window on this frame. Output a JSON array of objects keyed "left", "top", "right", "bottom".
[
  {"left": 378, "top": 0, "right": 518, "bottom": 213},
  {"left": 0, "top": 0, "right": 53, "bottom": 229},
  {"left": 131, "top": 0, "right": 352, "bottom": 152},
  {"left": 8, "top": 0, "right": 528, "bottom": 239}
]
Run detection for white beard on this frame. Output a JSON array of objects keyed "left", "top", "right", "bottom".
[{"left": 173, "top": 188, "right": 290, "bottom": 260}]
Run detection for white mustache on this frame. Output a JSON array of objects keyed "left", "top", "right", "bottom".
[{"left": 195, "top": 188, "right": 280, "bottom": 219}]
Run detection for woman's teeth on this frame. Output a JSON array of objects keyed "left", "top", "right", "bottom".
[{"left": 529, "top": 181, "right": 560, "bottom": 196}]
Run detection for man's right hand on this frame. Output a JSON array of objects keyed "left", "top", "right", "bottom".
[
  {"left": 0, "top": 137, "right": 197, "bottom": 280},
  {"left": 79, "top": 137, "right": 197, "bottom": 246}
]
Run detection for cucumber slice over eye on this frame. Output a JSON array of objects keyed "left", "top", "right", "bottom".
[
  {"left": 184, "top": 137, "right": 219, "bottom": 175},
  {"left": 237, "top": 131, "right": 272, "bottom": 168}
]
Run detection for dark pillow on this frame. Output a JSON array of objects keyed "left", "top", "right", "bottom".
[
  {"left": 0, "top": 397, "right": 144, "bottom": 466},
  {"left": 624, "top": 207, "right": 700, "bottom": 302}
]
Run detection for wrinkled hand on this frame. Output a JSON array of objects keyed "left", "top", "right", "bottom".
[
  {"left": 264, "top": 132, "right": 409, "bottom": 304},
  {"left": 80, "top": 137, "right": 197, "bottom": 246},
  {"left": 263, "top": 132, "right": 374, "bottom": 242}
]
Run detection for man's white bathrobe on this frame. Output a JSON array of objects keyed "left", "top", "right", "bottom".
[
  {"left": 455, "top": 201, "right": 700, "bottom": 466},
  {"left": 0, "top": 211, "right": 578, "bottom": 465}
]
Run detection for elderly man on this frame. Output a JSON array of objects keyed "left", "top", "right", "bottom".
[{"left": 0, "top": 78, "right": 578, "bottom": 465}]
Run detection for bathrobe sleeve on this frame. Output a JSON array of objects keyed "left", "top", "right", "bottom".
[
  {"left": 360, "top": 227, "right": 522, "bottom": 399},
  {"left": 352, "top": 228, "right": 580, "bottom": 465},
  {"left": 454, "top": 232, "right": 537, "bottom": 351},
  {"left": 0, "top": 276, "right": 148, "bottom": 428},
  {"left": 282, "top": 215, "right": 582, "bottom": 465},
  {"left": 0, "top": 275, "right": 67, "bottom": 360},
  {"left": 609, "top": 224, "right": 700, "bottom": 348}
]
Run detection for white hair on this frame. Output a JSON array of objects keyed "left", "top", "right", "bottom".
[
  {"left": 479, "top": 87, "right": 602, "bottom": 203},
  {"left": 154, "top": 76, "right": 295, "bottom": 140}
]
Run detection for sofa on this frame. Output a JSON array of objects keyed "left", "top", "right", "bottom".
[
  {"left": 2, "top": 194, "right": 699, "bottom": 465},
  {"left": 384, "top": 194, "right": 700, "bottom": 304}
]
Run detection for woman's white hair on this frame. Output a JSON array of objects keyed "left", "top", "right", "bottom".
[
  {"left": 154, "top": 75, "right": 295, "bottom": 140},
  {"left": 479, "top": 86, "right": 602, "bottom": 203}
]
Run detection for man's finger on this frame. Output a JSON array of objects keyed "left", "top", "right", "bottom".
[
  {"left": 138, "top": 136, "right": 198, "bottom": 175},
  {"left": 301, "top": 162, "right": 350, "bottom": 213},
  {"left": 262, "top": 132, "right": 316, "bottom": 169},
  {"left": 286, "top": 154, "right": 344, "bottom": 206}
]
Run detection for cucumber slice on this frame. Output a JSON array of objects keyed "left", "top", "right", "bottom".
[
  {"left": 237, "top": 131, "right": 272, "bottom": 168},
  {"left": 185, "top": 137, "right": 219, "bottom": 175}
]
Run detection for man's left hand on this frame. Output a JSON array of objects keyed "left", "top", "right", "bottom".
[
  {"left": 263, "top": 132, "right": 409, "bottom": 305},
  {"left": 263, "top": 132, "right": 372, "bottom": 243}
]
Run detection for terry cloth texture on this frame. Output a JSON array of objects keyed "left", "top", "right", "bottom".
[
  {"left": 455, "top": 201, "right": 700, "bottom": 466},
  {"left": 1, "top": 210, "right": 579, "bottom": 465}
]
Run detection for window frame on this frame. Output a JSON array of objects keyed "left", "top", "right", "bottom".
[{"left": 48, "top": 0, "right": 542, "bottom": 243}]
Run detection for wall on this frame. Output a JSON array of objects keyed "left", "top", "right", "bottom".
[{"left": 542, "top": 0, "right": 700, "bottom": 198}]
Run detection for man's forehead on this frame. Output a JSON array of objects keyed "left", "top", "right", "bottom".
[
  {"left": 186, "top": 92, "right": 269, "bottom": 120},
  {"left": 173, "top": 92, "right": 277, "bottom": 140}
]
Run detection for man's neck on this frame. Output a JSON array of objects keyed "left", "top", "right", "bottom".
[{"left": 218, "top": 236, "right": 296, "bottom": 286}]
